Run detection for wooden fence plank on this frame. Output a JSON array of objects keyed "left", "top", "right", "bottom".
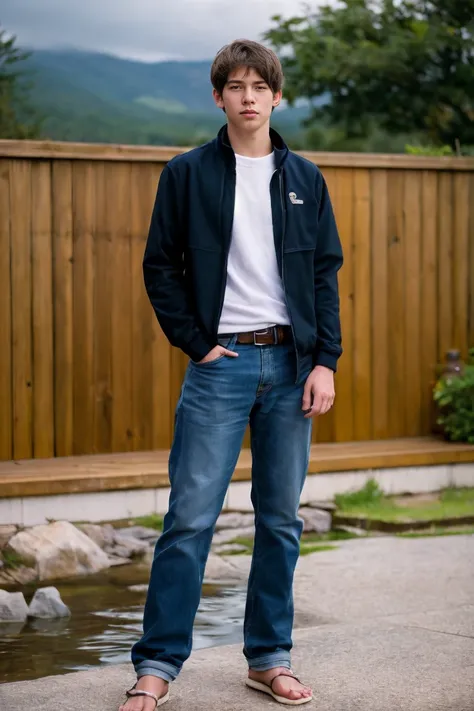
[
  {"left": 332, "top": 168, "right": 354, "bottom": 442},
  {"left": 353, "top": 169, "right": 372, "bottom": 440},
  {"left": 452, "top": 173, "right": 469, "bottom": 358},
  {"left": 52, "top": 162, "right": 74, "bottom": 456},
  {"left": 31, "top": 162, "right": 54, "bottom": 457},
  {"left": 0, "top": 161, "right": 12, "bottom": 460},
  {"left": 420, "top": 171, "right": 439, "bottom": 434},
  {"left": 109, "top": 163, "right": 133, "bottom": 452},
  {"left": 72, "top": 162, "right": 95, "bottom": 454},
  {"left": 10, "top": 161, "right": 33, "bottom": 459},
  {"left": 147, "top": 166, "right": 173, "bottom": 450},
  {"left": 404, "top": 171, "right": 422, "bottom": 436},
  {"left": 130, "top": 163, "right": 158, "bottom": 450},
  {"left": 437, "top": 172, "right": 454, "bottom": 360},
  {"left": 371, "top": 169, "right": 389, "bottom": 439},
  {"left": 93, "top": 162, "right": 113, "bottom": 453},
  {"left": 387, "top": 171, "right": 406, "bottom": 437}
]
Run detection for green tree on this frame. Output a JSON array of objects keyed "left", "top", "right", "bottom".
[
  {"left": 265, "top": 0, "right": 474, "bottom": 149},
  {"left": 0, "top": 27, "right": 41, "bottom": 138}
]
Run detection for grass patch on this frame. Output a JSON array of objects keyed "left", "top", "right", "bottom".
[
  {"left": 1, "top": 549, "right": 33, "bottom": 570},
  {"left": 302, "top": 529, "right": 359, "bottom": 542},
  {"left": 300, "top": 544, "right": 337, "bottom": 555},
  {"left": 397, "top": 526, "right": 474, "bottom": 539},
  {"left": 335, "top": 481, "right": 474, "bottom": 523},
  {"left": 132, "top": 514, "right": 164, "bottom": 531}
]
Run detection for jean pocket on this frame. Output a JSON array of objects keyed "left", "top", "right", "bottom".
[{"left": 192, "top": 334, "right": 237, "bottom": 367}]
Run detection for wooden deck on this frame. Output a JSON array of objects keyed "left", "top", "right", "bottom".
[{"left": 0, "top": 437, "right": 473, "bottom": 499}]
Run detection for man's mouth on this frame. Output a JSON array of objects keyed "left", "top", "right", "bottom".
[{"left": 241, "top": 110, "right": 258, "bottom": 115}]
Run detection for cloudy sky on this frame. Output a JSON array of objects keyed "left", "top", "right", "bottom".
[{"left": 2, "top": 0, "right": 315, "bottom": 61}]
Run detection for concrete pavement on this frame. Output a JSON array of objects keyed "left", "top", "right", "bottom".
[{"left": 1, "top": 534, "right": 473, "bottom": 711}]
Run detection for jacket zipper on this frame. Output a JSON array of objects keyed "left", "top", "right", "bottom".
[{"left": 279, "top": 169, "right": 300, "bottom": 383}]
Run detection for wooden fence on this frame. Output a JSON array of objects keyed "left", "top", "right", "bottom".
[{"left": 0, "top": 140, "right": 473, "bottom": 461}]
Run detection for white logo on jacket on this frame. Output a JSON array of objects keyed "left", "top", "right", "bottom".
[{"left": 289, "top": 192, "right": 304, "bottom": 205}]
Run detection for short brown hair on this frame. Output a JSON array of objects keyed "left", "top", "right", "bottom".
[{"left": 211, "top": 39, "right": 283, "bottom": 96}]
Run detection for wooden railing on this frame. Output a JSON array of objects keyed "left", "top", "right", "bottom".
[{"left": 1, "top": 139, "right": 473, "bottom": 460}]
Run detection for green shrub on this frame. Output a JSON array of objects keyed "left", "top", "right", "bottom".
[
  {"left": 405, "top": 144, "right": 454, "bottom": 156},
  {"left": 433, "top": 349, "right": 474, "bottom": 443}
]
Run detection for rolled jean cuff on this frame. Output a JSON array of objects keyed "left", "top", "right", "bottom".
[
  {"left": 247, "top": 652, "right": 291, "bottom": 671},
  {"left": 135, "top": 660, "right": 178, "bottom": 683}
]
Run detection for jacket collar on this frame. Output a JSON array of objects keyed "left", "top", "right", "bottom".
[{"left": 216, "top": 124, "right": 289, "bottom": 170}]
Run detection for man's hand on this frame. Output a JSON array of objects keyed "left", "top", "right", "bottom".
[
  {"left": 302, "top": 365, "right": 335, "bottom": 418},
  {"left": 197, "top": 345, "right": 239, "bottom": 364}
]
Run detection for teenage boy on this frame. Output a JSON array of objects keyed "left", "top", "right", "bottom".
[{"left": 120, "top": 39, "right": 343, "bottom": 710}]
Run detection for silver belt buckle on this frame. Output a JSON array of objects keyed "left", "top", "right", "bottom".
[{"left": 253, "top": 327, "right": 277, "bottom": 346}]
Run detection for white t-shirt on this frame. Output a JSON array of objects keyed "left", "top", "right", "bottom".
[{"left": 218, "top": 152, "right": 290, "bottom": 334}]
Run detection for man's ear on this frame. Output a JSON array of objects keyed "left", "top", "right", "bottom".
[
  {"left": 213, "top": 88, "right": 225, "bottom": 111},
  {"left": 272, "top": 90, "right": 283, "bottom": 109}
]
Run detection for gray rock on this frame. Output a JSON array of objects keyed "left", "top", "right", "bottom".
[
  {"left": 204, "top": 553, "right": 245, "bottom": 582},
  {"left": 28, "top": 587, "right": 71, "bottom": 619},
  {"left": 307, "top": 500, "right": 337, "bottom": 512},
  {"left": 336, "top": 525, "right": 369, "bottom": 537},
  {"left": 112, "top": 534, "right": 149, "bottom": 556},
  {"left": 212, "top": 526, "right": 255, "bottom": 545},
  {"left": 0, "top": 525, "right": 18, "bottom": 550},
  {"left": 215, "top": 513, "right": 255, "bottom": 530},
  {"left": 7, "top": 521, "right": 110, "bottom": 581},
  {"left": 107, "top": 556, "right": 131, "bottom": 567},
  {"left": 114, "top": 526, "right": 160, "bottom": 541},
  {"left": 299, "top": 507, "right": 332, "bottom": 534},
  {"left": 105, "top": 545, "right": 132, "bottom": 559},
  {"left": 214, "top": 544, "right": 250, "bottom": 555},
  {"left": 0, "top": 565, "right": 38, "bottom": 586},
  {"left": 0, "top": 590, "right": 29, "bottom": 621},
  {"left": 76, "top": 523, "right": 115, "bottom": 549}
]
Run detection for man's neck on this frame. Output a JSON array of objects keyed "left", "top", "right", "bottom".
[{"left": 227, "top": 121, "right": 273, "bottom": 158}]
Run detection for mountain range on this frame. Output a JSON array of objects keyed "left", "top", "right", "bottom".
[{"left": 22, "top": 49, "right": 310, "bottom": 146}]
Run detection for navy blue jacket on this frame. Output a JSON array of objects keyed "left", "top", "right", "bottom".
[{"left": 143, "top": 125, "right": 343, "bottom": 376}]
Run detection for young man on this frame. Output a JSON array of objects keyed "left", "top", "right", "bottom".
[{"left": 120, "top": 39, "right": 343, "bottom": 710}]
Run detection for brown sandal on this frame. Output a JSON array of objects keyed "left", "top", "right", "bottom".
[
  {"left": 124, "top": 681, "right": 170, "bottom": 708},
  {"left": 246, "top": 670, "right": 313, "bottom": 706}
]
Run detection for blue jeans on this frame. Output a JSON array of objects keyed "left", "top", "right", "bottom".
[{"left": 131, "top": 336, "right": 313, "bottom": 682}]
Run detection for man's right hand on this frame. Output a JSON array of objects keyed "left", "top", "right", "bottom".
[{"left": 197, "top": 345, "right": 239, "bottom": 364}]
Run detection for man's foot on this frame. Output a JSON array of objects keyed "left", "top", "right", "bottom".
[
  {"left": 119, "top": 675, "right": 169, "bottom": 710},
  {"left": 248, "top": 667, "right": 312, "bottom": 703}
]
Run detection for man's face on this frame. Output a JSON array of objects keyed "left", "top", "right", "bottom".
[{"left": 213, "top": 66, "right": 282, "bottom": 131}]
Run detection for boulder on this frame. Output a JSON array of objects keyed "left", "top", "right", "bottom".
[
  {"left": 75, "top": 523, "right": 115, "bottom": 549},
  {"left": 28, "top": 587, "right": 71, "bottom": 619},
  {"left": 215, "top": 513, "right": 255, "bottom": 530},
  {"left": 299, "top": 508, "right": 332, "bottom": 534},
  {"left": 212, "top": 526, "right": 255, "bottom": 546},
  {"left": 307, "top": 500, "right": 337, "bottom": 512},
  {"left": 111, "top": 534, "right": 149, "bottom": 557},
  {"left": 6, "top": 521, "right": 110, "bottom": 581},
  {"left": 114, "top": 526, "right": 160, "bottom": 541},
  {"left": 204, "top": 553, "right": 245, "bottom": 582},
  {"left": 0, "top": 525, "right": 18, "bottom": 550},
  {"left": 0, "top": 590, "right": 29, "bottom": 621},
  {"left": 0, "top": 566, "right": 38, "bottom": 586},
  {"left": 107, "top": 556, "right": 131, "bottom": 567}
]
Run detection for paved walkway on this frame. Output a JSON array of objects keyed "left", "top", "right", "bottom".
[{"left": 1, "top": 535, "right": 473, "bottom": 710}]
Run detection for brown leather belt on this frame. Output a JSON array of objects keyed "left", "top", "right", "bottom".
[{"left": 220, "top": 326, "right": 292, "bottom": 346}]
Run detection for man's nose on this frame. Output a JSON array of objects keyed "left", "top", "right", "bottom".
[{"left": 242, "top": 89, "right": 255, "bottom": 104}]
